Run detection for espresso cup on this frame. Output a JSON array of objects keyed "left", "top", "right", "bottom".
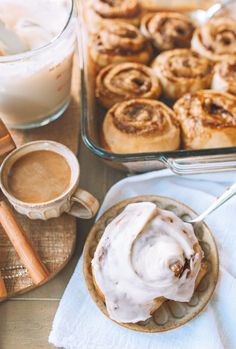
[{"left": 0, "top": 140, "right": 99, "bottom": 220}]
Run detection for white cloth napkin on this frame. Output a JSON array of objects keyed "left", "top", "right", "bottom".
[{"left": 49, "top": 170, "right": 236, "bottom": 349}]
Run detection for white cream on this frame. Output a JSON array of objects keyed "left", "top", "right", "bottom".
[
  {"left": 92, "top": 202, "right": 203, "bottom": 323},
  {"left": 0, "top": 0, "right": 69, "bottom": 53},
  {"left": 0, "top": 0, "right": 75, "bottom": 128}
]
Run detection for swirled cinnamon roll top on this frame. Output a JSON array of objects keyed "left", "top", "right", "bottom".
[
  {"left": 91, "top": 0, "right": 140, "bottom": 20},
  {"left": 141, "top": 12, "right": 195, "bottom": 51},
  {"left": 192, "top": 17, "right": 236, "bottom": 62},
  {"left": 92, "top": 202, "right": 203, "bottom": 323},
  {"left": 96, "top": 63, "right": 161, "bottom": 108},
  {"left": 110, "top": 100, "right": 170, "bottom": 136},
  {"left": 152, "top": 49, "right": 213, "bottom": 100},
  {"left": 174, "top": 90, "right": 236, "bottom": 149},
  {"left": 90, "top": 22, "right": 153, "bottom": 68},
  {"left": 212, "top": 60, "right": 236, "bottom": 96},
  {"left": 85, "top": 0, "right": 141, "bottom": 33},
  {"left": 102, "top": 99, "right": 180, "bottom": 153}
]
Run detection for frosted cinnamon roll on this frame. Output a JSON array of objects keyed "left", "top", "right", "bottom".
[
  {"left": 174, "top": 90, "right": 236, "bottom": 149},
  {"left": 89, "top": 22, "right": 153, "bottom": 69},
  {"left": 152, "top": 49, "right": 213, "bottom": 100},
  {"left": 192, "top": 18, "right": 236, "bottom": 62},
  {"left": 85, "top": 0, "right": 141, "bottom": 32},
  {"left": 96, "top": 63, "right": 161, "bottom": 109},
  {"left": 92, "top": 202, "right": 204, "bottom": 323},
  {"left": 212, "top": 60, "right": 236, "bottom": 96},
  {"left": 141, "top": 12, "right": 195, "bottom": 52},
  {"left": 102, "top": 99, "right": 180, "bottom": 153}
]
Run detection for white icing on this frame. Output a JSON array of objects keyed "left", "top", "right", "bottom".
[{"left": 92, "top": 202, "right": 203, "bottom": 323}]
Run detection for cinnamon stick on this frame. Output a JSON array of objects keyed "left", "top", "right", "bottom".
[
  {"left": 0, "top": 202, "right": 49, "bottom": 285},
  {"left": 0, "top": 273, "right": 7, "bottom": 298},
  {"left": 0, "top": 119, "right": 16, "bottom": 156}
]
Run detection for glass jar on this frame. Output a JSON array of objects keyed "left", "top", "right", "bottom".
[{"left": 0, "top": 0, "right": 75, "bottom": 129}]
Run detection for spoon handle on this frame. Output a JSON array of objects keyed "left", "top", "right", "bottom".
[
  {"left": 206, "top": 0, "right": 235, "bottom": 19},
  {"left": 190, "top": 182, "right": 236, "bottom": 224}
]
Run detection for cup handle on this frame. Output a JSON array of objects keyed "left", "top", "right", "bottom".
[{"left": 68, "top": 188, "right": 99, "bottom": 219}]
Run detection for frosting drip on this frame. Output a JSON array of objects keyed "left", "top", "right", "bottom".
[
  {"left": 177, "top": 91, "right": 236, "bottom": 133},
  {"left": 92, "top": 202, "right": 203, "bottom": 323},
  {"left": 203, "top": 98, "right": 236, "bottom": 127}
]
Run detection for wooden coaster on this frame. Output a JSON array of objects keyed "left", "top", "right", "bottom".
[
  {"left": 83, "top": 195, "right": 219, "bottom": 333},
  {"left": 0, "top": 61, "right": 80, "bottom": 300}
]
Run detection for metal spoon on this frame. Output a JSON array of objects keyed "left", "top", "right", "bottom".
[
  {"left": 188, "top": 0, "right": 235, "bottom": 24},
  {"left": 185, "top": 182, "right": 236, "bottom": 224}
]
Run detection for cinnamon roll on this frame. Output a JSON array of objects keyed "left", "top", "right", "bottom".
[
  {"left": 192, "top": 18, "right": 236, "bottom": 62},
  {"left": 96, "top": 63, "right": 161, "bottom": 109},
  {"left": 152, "top": 49, "right": 213, "bottom": 100},
  {"left": 212, "top": 60, "right": 236, "bottom": 96},
  {"left": 92, "top": 202, "right": 204, "bottom": 323},
  {"left": 85, "top": 0, "right": 141, "bottom": 32},
  {"left": 174, "top": 90, "right": 236, "bottom": 149},
  {"left": 89, "top": 22, "right": 153, "bottom": 69},
  {"left": 141, "top": 12, "right": 195, "bottom": 52},
  {"left": 102, "top": 99, "right": 180, "bottom": 153}
]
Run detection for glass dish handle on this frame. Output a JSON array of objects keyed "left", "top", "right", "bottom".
[{"left": 161, "top": 153, "right": 236, "bottom": 175}]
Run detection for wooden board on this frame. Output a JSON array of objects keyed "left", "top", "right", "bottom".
[{"left": 0, "top": 61, "right": 80, "bottom": 299}]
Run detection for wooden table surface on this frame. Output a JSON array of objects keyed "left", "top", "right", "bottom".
[{"left": 0, "top": 135, "right": 124, "bottom": 349}]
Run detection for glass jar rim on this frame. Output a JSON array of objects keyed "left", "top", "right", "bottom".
[{"left": 0, "top": 0, "right": 74, "bottom": 63}]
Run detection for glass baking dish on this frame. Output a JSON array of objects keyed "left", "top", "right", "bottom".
[{"left": 78, "top": 0, "right": 236, "bottom": 175}]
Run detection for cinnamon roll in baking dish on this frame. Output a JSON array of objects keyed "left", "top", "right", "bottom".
[
  {"left": 174, "top": 90, "right": 236, "bottom": 149},
  {"left": 102, "top": 99, "right": 180, "bottom": 154},
  {"left": 192, "top": 18, "right": 236, "bottom": 62},
  {"left": 92, "top": 202, "right": 204, "bottom": 323},
  {"left": 96, "top": 63, "right": 161, "bottom": 109},
  {"left": 89, "top": 22, "right": 153, "bottom": 69},
  {"left": 152, "top": 49, "right": 213, "bottom": 100},
  {"left": 212, "top": 60, "right": 236, "bottom": 96},
  {"left": 141, "top": 12, "right": 195, "bottom": 52},
  {"left": 85, "top": 0, "right": 141, "bottom": 32}
]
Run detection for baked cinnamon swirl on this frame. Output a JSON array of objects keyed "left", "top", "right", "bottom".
[
  {"left": 89, "top": 22, "right": 153, "bottom": 69},
  {"left": 85, "top": 0, "right": 141, "bottom": 32},
  {"left": 102, "top": 99, "right": 180, "bottom": 153},
  {"left": 96, "top": 63, "right": 161, "bottom": 109},
  {"left": 212, "top": 60, "right": 236, "bottom": 96},
  {"left": 152, "top": 49, "right": 213, "bottom": 100},
  {"left": 141, "top": 12, "right": 195, "bottom": 52},
  {"left": 92, "top": 202, "right": 204, "bottom": 323},
  {"left": 174, "top": 90, "right": 236, "bottom": 149},
  {"left": 192, "top": 18, "right": 236, "bottom": 62}
]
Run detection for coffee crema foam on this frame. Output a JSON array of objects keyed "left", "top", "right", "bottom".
[{"left": 7, "top": 150, "right": 71, "bottom": 203}]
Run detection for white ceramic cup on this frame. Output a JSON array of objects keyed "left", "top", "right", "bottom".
[{"left": 0, "top": 140, "right": 99, "bottom": 220}]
